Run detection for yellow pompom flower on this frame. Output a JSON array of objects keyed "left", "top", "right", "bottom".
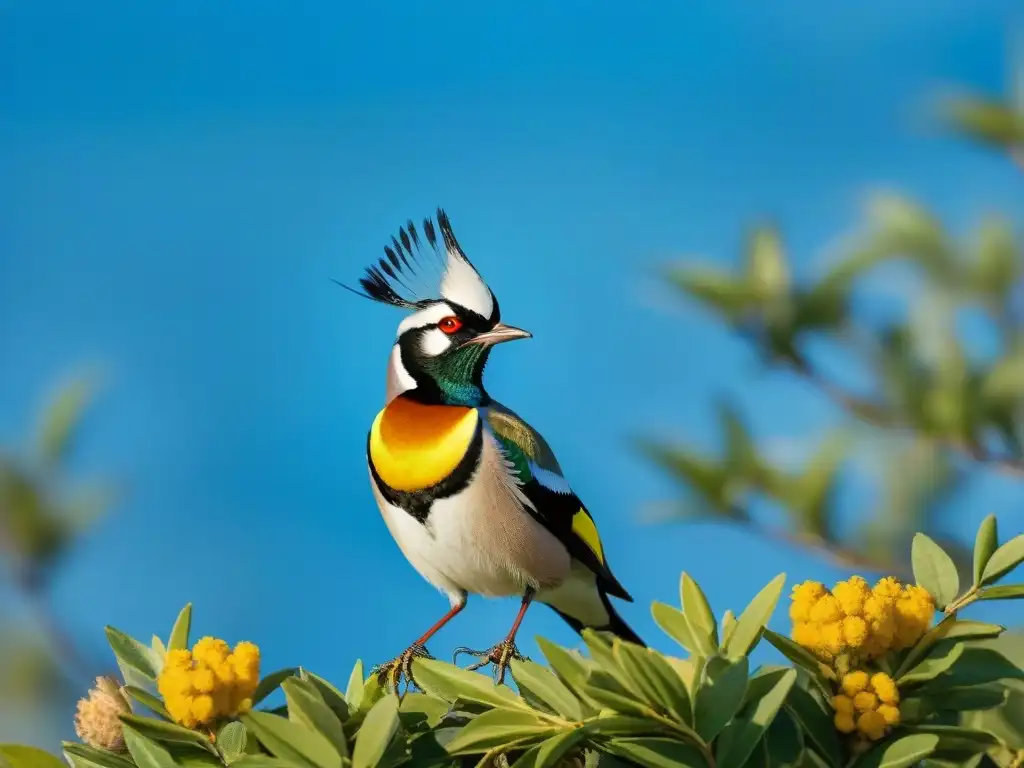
[
  {"left": 857, "top": 710, "right": 888, "bottom": 741},
  {"left": 853, "top": 691, "right": 878, "bottom": 711},
  {"left": 869, "top": 673, "right": 899, "bottom": 706},
  {"left": 831, "top": 695, "right": 855, "bottom": 715},
  {"left": 842, "top": 616, "right": 869, "bottom": 648},
  {"left": 156, "top": 637, "right": 261, "bottom": 730},
  {"left": 834, "top": 712, "right": 857, "bottom": 733},
  {"left": 873, "top": 577, "right": 903, "bottom": 603},
  {"left": 841, "top": 671, "right": 869, "bottom": 697},
  {"left": 833, "top": 576, "right": 871, "bottom": 616},
  {"left": 878, "top": 704, "right": 901, "bottom": 726},
  {"left": 810, "top": 594, "right": 842, "bottom": 624},
  {"left": 820, "top": 622, "right": 844, "bottom": 656},
  {"left": 893, "top": 585, "right": 935, "bottom": 650}
]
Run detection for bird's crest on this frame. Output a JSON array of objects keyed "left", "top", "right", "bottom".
[{"left": 342, "top": 209, "right": 497, "bottom": 320}]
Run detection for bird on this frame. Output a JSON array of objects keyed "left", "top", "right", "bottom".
[{"left": 344, "top": 208, "right": 644, "bottom": 689}]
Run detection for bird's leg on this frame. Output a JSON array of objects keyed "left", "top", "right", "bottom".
[
  {"left": 374, "top": 598, "right": 466, "bottom": 694},
  {"left": 454, "top": 588, "right": 535, "bottom": 685}
]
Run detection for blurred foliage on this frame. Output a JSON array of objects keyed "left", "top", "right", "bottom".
[{"left": 645, "top": 63, "right": 1024, "bottom": 582}]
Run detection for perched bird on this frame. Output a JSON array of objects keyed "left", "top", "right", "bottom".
[{"left": 346, "top": 209, "right": 644, "bottom": 687}]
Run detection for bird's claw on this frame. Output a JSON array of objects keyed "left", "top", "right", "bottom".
[
  {"left": 453, "top": 640, "right": 528, "bottom": 684},
  {"left": 373, "top": 643, "right": 433, "bottom": 695}
]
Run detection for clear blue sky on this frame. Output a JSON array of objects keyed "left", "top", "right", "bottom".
[{"left": 1, "top": 0, "right": 1022, "bottom": 746}]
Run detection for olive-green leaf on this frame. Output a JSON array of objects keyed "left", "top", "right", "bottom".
[
  {"left": 765, "top": 709, "right": 804, "bottom": 768},
  {"left": 651, "top": 602, "right": 699, "bottom": 655},
  {"left": 252, "top": 668, "right": 300, "bottom": 706},
  {"left": 37, "top": 376, "right": 95, "bottom": 465},
  {"left": 122, "top": 686, "right": 171, "bottom": 719},
  {"left": 762, "top": 630, "right": 830, "bottom": 691},
  {"left": 979, "top": 584, "right": 1024, "bottom": 600},
  {"left": 849, "top": 733, "right": 939, "bottom": 768},
  {"left": 603, "top": 737, "right": 707, "bottom": 768},
  {"left": 695, "top": 656, "right": 748, "bottom": 742},
  {"left": 981, "top": 533, "right": 1024, "bottom": 585},
  {"left": 345, "top": 660, "right": 364, "bottom": 709},
  {"left": 106, "top": 626, "right": 161, "bottom": 680},
  {"left": 510, "top": 658, "right": 584, "bottom": 721},
  {"left": 972, "top": 515, "right": 998, "bottom": 587},
  {"left": 229, "top": 759, "right": 297, "bottom": 768},
  {"left": 681, "top": 573, "right": 718, "bottom": 654},
  {"left": 715, "top": 668, "right": 796, "bottom": 768},
  {"left": 897, "top": 641, "right": 965, "bottom": 686},
  {"left": 118, "top": 714, "right": 219, "bottom": 754},
  {"left": 536, "top": 640, "right": 595, "bottom": 704},
  {"left": 509, "top": 729, "right": 585, "bottom": 768},
  {"left": 0, "top": 746, "right": 66, "bottom": 768},
  {"left": 350, "top": 695, "right": 399, "bottom": 768},
  {"left": 242, "top": 712, "right": 342, "bottom": 768},
  {"left": 61, "top": 745, "right": 136, "bottom": 768},
  {"left": 911, "top": 533, "right": 960, "bottom": 609},
  {"left": 412, "top": 657, "right": 524, "bottom": 709},
  {"left": 282, "top": 678, "right": 347, "bottom": 757},
  {"left": 892, "top": 616, "right": 1002, "bottom": 679},
  {"left": 216, "top": 721, "right": 249, "bottom": 761},
  {"left": 122, "top": 726, "right": 177, "bottom": 768},
  {"left": 612, "top": 642, "right": 692, "bottom": 724},
  {"left": 167, "top": 603, "right": 192, "bottom": 653},
  {"left": 299, "top": 670, "right": 349, "bottom": 722},
  {"left": 724, "top": 574, "right": 786, "bottom": 660},
  {"left": 904, "top": 724, "right": 999, "bottom": 747},
  {"left": 785, "top": 686, "right": 842, "bottom": 767},
  {"left": 443, "top": 707, "right": 555, "bottom": 754},
  {"left": 746, "top": 225, "right": 789, "bottom": 301}
]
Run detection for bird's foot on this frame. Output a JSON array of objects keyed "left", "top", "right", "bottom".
[
  {"left": 373, "top": 643, "right": 433, "bottom": 695},
  {"left": 453, "top": 639, "right": 528, "bottom": 685}
]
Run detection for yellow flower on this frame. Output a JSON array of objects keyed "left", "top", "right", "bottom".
[
  {"left": 831, "top": 695, "right": 855, "bottom": 715},
  {"left": 834, "top": 712, "right": 857, "bottom": 733},
  {"left": 870, "top": 673, "right": 899, "bottom": 705},
  {"left": 74, "top": 676, "right": 130, "bottom": 752},
  {"left": 856, "top": 710, "right": 888, "bottom": 741},
  {"left": 841, "top": 671, "right": 869, "bottom": 697},
  {"left": 893, "top": 586, "right": 935, "bottom": 650},
  {"left": 792, "top": 621, "right": 820, "bottom": 650},
  {"left": 792, "top": 581, "right": 828, "bottom": 605},
  {"left": 873, "top": 577, "right": 903, "bottom": 604},
  {"left": 821, "top": 621, "right": 844, "bottom": 656},
  {"left": 842, "top": 616, "right": 869, "bottom": 648},
  {"left": 878, "top": 704, "right": 900, "bottom": 726},
  {"left": 156, "top": 637, "right": 261, "bottom": 730},
  {"left": 833, "top": 576, "right": 871, "bottom": 616},
  {"left": 810, "top": 594, "right": 842, "bottom": 624},
  {"left": 853, "top": 691, "right": 878, "bottom": 711}
]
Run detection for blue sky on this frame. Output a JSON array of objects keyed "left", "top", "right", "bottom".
[{"left": 2, "top": 0, "right": 1023, "bottom": 746}]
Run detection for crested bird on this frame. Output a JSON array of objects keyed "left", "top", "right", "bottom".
[{"left": 346, "top": 209, "right": 644, "bottom": 688}]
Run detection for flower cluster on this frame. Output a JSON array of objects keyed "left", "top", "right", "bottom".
[
  {"left": 156, "top": 637, "right": 261, "bottom": 729},
  {"left": 790, "top": 576, "right": 935, "bottom": 663},
  {"left": 74, "top": 676, "right": 130, "bottom": 751},
  {"left": 831, "top": 670, "right": 901, "bottom": 741}
]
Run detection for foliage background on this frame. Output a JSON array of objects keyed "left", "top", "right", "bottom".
[{"left": 1, "top": 0, "right": 1023, "bottom": 752}]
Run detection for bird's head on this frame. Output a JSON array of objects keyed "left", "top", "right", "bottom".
[{"left": 343, "top": 209, "right": 531, "bottom": 407}]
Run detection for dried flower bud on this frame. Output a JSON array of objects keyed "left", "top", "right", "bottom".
[{"left": 74, "top": 676, "right": 130, "bottom": 751}]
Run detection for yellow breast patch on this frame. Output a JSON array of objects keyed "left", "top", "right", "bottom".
[
  {"left": 572, "top": 509, "right": 605, "bottom": 564},
  {"left": 369, "top": 397, "right": 480, "bottom": 492}
]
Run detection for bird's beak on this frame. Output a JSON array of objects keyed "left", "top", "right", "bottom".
[{"left": 462, "top": 323, "right": 533, "bottom": 348}]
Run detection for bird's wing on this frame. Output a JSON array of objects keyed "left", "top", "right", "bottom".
[{"left": 485, "top": 401, "right": 633, "bottom": 601}]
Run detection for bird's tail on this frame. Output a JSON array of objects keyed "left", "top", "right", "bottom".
[{"left": 545, "top": 587, "right": 646, "bottom": 648}]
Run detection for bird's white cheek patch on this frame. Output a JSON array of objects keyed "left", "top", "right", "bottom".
[
  {"left": 420, "top": 328, "right": 453, "bottom": 357},
  {"left": 385, "top": 344, "right": 417, "bottom": 402}
]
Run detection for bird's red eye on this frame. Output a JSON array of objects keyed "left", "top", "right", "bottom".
[{"left": 438, "top": 316, "right": 463, "bottom": 334}]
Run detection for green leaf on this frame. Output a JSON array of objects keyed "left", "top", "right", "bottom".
[
  {"left": 582, "top": 630, "right": 641, "bottom": 697},
  {"left": 850, "top": 734, "right": 939, "bottom": 768},
  {"left": 612, "top": 642, "right": 693, "bottom": 724},
  {"left": 122, "top": 727, "right": 177, "bottom": 768},
  {"left": 412, "top": 657, "right": 524, "bottom": 709},
  {"left": 912, "top": 533, "right": 960, "bottom": 609},
  {"left": 167, "top": 604, "right": 192, "bottom": 653},
  {"left": 228, "top": 759, "right": 299, "bottom": 768},
  {"left": 904, "top": 724, "right": 999, "bottom": 747},
  {"left": 345, "top": 660, "right": 364, "bottom": 709},
  {"left": 252, "top": 668, "right": 300, "bottom": 706},
  {"left": 694, "top": 656, "right": 748, "bottom": 742},
  {"left": 510, "top": 659, "right": 584, "bottom": 721},
  {"left": 509, "top": 729, "right": 585, "bottom": 768},
  {"left": 972, "top": 515, "right": 999, "bottom": 587},
  {"left": 764, "top": 709, "right": 804, "bottom": 768},
  {"left": 0, "top": 746, "right": 66, "bottom": 768},
  {"left": 901, "top": 686, "right": 1007, "bottom": 719},
  {"left": 746, "top": 226, "right": 789, "bottom": 302},
  {"left": 715, "top": 668, "right": 796, "bottom": 768},
  {"left": 979, "top": 584, "right": 1024, "bottom": 600},
  {"left": 785, "top": 686, "right": 842, "bottom": 768},
  {"left": 603, "top": 737, "right": 707, "bottom": 768},
  {"left": 282, "top": 678, "right": 347, "bottom": 758},
  {"left": 61, "top": 745, "right": 136, "bottom": 768},
  {"left": 724, "top": 574, "right": 786, "bottom": 660},
  {"left": 980, "top": 533, "right": 1024, "bottom": 585},
  {"left": 242, "top": 712, "right": 341, "bottom": 768},
  {"left": 123, "top": 685, "right": 171, "bottom": 719},
  {"left": 667, "top": 266, "right": 753, "bottom": 321},
  {"left": 897, "top": 641, "right": 965, "bottom": 686},
  {"left": 893, "top": 617, "right": 1001, "bottom": 680},
  {"left": 536, "top": 639, "right": 599, "bottom": 707},
  {"left": 761, "top": 630, "right": 830, "bottom": 691},
  {"left": 443, "top": 707, "right": 555, "bottom": 754},
  {"left": 106, "top": 626, "right": 161, "bottom": 680},
  {"left": 119, "top": 714, "right": 219, "bottom": 754},
  {"left": 651, "top": 603, "right": 699, "bottom": 654},
  {"left": 942, "top": 95, "right": 1024, "bottom": 147},
  {"left": 37, "top": 376, "right": 96, "bottom": 465},
  {"left": 350, "top": 695, "right": 399, "bottom": 768},
  {"left": 299, "top": 670, "right": 349, "bottom": 722},
  {"left": 680, "top": 573, "right": 718, "bottom": 654},
  {"left": 216, "top": 721, "right": 249, "bottom": 761}
]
